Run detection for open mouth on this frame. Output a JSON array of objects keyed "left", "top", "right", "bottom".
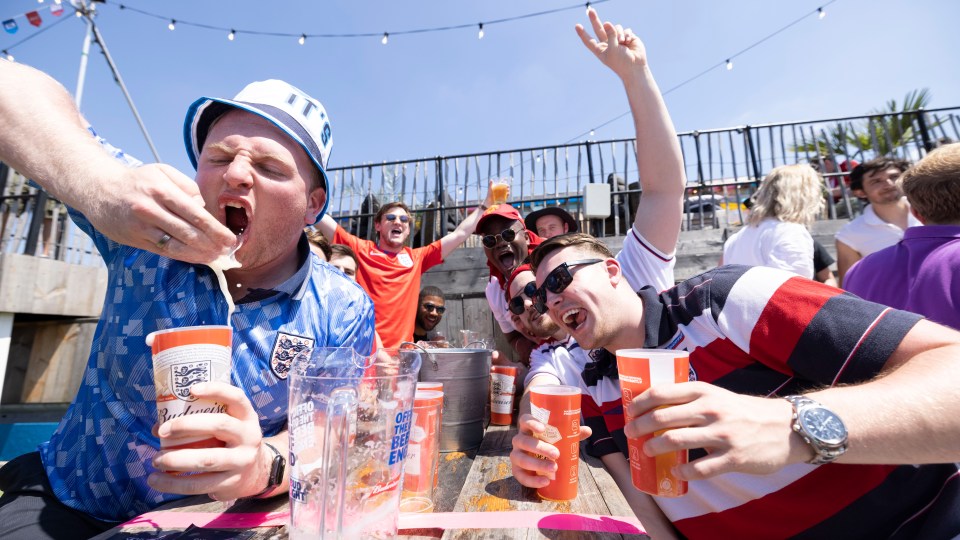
[
  {"left": 497, "top": 251, "right": 517, "bottom": 271},
  {"left": 225, "top": 203, "right": 249, "bottom": 236},
  {"left": 560, "top": 308, "right": 586, "bottom": 332}
]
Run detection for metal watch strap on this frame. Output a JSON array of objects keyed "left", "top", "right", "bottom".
[
  {"left": 249, "top": 441, "right": 285, "bottom": 499},
  {"left": 784, "top": 395, "right": 847, "bottom": 465}
]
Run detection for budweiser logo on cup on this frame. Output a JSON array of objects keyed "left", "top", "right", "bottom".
[
  {"left": 490, "top": 366, "right": 518, "bottom": 425},
  {"left": 148, "top": 325, "right": 233, "bottom": 447}
]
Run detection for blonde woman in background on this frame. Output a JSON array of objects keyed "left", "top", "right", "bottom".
[{"left": 721, "top": 164, "right": 825, "bottom": 278}]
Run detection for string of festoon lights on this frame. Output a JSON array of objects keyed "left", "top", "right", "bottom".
[
  {"left": 2, "top": 0, "right": 839, "bottom": 147},
  {"left": 109, "top": 0, "right": 613, "bottom": 45},
  {"left": 0, "top": 0, "right": 616, "bottom": 56},
  {"left": 567, "top": 0, "right": 838, "bottom": 143}
]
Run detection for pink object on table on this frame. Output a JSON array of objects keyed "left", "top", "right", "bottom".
[{"left": 122, "top": 509, "right": 646, "bottom": 535}]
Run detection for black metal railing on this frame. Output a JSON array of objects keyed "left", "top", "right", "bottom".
[
  {"left": 0, "top": 164, "right": 102, "bottom": 265},
  {"left": 3, "top": 107, "right": 958, "bottom": 264},
  {"left": 325, "top": 106, "right": 959, "bottom": 245}
]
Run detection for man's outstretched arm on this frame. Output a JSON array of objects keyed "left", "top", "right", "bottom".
[
  {"left": 577, "top": 9, "right": 686, "bottom": 255},
  {"left": 439, "top": 180, "right": 495, "bottom": 259},
  {"left": 0, "top": 60, "right": 234, "bottom": 263}
]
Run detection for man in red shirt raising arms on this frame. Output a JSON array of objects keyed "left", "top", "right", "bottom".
[{"left": 316, "top": 184, "right": 493, "bottom": 347}]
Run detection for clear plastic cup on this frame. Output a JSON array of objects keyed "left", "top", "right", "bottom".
[
  {"left": 491, "top": 178, "right": 510, "bottom": 205},
  {"left": 288, "top": 347, "right": 422, "bottom": 539}
]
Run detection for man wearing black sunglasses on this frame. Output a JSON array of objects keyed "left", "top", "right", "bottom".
[
  {"left": 316, "top": 184, "right": 494, "bottom": 348},
  {"left": 475, "top": 203, "right": 543, "bottom": 363},
  {"left": 505, "top": 265, "right": 566, "bottom": 345},
  {"left": 413, "top": 286, "right": 447, "bottom": 343},
  {"left": 522, "top": 231, "right": 960, "bottom": 539}
]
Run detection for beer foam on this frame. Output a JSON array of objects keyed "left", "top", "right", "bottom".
[{"left": 207, "top": 239, "right": 243, "bottom": 323}]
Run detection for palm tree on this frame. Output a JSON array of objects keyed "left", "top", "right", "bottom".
[{"left": 793, "top": 88, "right": 936, "bottom": 160}]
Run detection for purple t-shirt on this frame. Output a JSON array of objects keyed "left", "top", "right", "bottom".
[{"left": 844, "top": 225, "right": 960, "bottom": 330}]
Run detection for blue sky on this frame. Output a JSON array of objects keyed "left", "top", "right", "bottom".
[{"left": 3, "top": 0, "right": 959, "bottom": 177}]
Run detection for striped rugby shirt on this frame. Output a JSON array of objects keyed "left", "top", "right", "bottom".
[{"left": 589, "top": 264, "right": 958, "bottom": 539}]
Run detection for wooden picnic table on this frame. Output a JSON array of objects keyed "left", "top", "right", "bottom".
[{"left": 91, "top": 425, "right": 648, "bottom": 539}]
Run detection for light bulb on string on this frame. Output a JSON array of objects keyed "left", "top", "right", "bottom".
[
  {"left": 478, "top": 23, "right": 484, "bottom": 40},
  {"left": 381, "top": 32, "right": 389, "bottom": 45},
  {"left": 167, "top": 19, "right": 176, "bottom": 31},
  {"left": 299, "top": 34, "right": 306, "bottom": 45},
  {"left": 228, "top": 29, "right": 236, "bottom": 41},
  {"left": 585, "top": 2, "right": 591, "bottom": 15},
  {"left": 818, "top": 7, "right": 826, "bottom": 19},
  {"left": 589, "top": 130, "right": 595, "bottom": 137},
  {"left": 3, "top": 50, "right": 13, "bottom": 62},
  {"left": 725, "top": 59, "right": 733, "bottom": 70}
]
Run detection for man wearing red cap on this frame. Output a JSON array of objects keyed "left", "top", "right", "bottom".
[
  {"left": 479, "top": 5, "right": 687, "bottom": 365},
  {"left": 475, "top": 203, "right": 543, "bottom": 359}
]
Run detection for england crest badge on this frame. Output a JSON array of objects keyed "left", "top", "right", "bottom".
[
  {"left": 271, "top": 332, "right": 315, "bottom": 379},
  {"left": 170, "top": 360, "right": 211, "bottom": 402}
]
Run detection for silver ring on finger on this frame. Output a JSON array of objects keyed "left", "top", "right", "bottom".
[{"left": 156, "top": 233, "right": 173, "bottom": 250}]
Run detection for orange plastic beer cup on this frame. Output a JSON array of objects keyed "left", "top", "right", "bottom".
[
  {"left": 416, "top": 382, "right": 443, "bottom": 392},
  {"left": 401, "top": 390, "right": 444, "bottom": 512},
  {"left": 529, "top": 385, "right": 581, "bottom": 501},
  {"left": 148, "top": 325, "right": 233, "bottom": 449},
  {"left": 490, "top": 366, "right": 518, "bottom": 425},
  {"left": 616, "top": 349, "right": 689, "bottom": 497}
]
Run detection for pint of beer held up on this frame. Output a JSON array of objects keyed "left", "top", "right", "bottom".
[{"left": 490, "top": 178, "right": 511, "bottom": 206}]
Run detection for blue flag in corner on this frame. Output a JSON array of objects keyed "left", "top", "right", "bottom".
[{"left": 3, "top": 19, "right": 17, "bottom": 34}]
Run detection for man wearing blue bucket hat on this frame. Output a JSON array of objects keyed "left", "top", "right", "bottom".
[{"left": 0, "top": 61, "right": 375, "bottom": 538}]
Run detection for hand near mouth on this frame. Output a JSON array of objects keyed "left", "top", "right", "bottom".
[{"left": 94, "top": 164, "right": 237, "bottom": 264}]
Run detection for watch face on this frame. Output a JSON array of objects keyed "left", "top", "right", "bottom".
[{"left": 799, "top": 407, "right": 847, "bottom": 445}]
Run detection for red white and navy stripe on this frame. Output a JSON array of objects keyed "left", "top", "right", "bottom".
[{"left": 596, "top": 265, "right": 957, "bottom": 539}]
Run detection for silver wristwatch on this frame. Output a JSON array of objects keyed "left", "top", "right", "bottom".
[{"left": 784, "top": 395, "right": 848, "bottom": 465}]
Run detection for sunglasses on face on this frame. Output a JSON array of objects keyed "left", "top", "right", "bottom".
[
  {"left": 385, "top": 213, "right": 410, "bottom": 223},
  {"left": 508, "top": 281, "right": 539, "bottom": 315},
  {"left": 532, "top": 259, "right": 604, "bottom": 314},
  {"left": 422, "top": 302, "right": 446, "bottom": 314},
  {"left": 482, "top": 224, "right": 521, "bottom": 249}
]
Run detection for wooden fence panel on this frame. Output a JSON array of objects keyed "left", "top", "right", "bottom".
[{"left": 20, "top": 319, "right": 96, "bottom": 403}]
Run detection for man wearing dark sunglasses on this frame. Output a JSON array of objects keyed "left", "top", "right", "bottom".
[
  {"left": 504, "top": 265, "right": 566, "bottom": 344},
  {"left": 475, "top": 203, "right": 543, "bottom": 363},
  {"left": 316, "top": 184, "right": 494, "bottom": 348},
  {"left": 413, "top": 286, "right": 447, "bottom": 343},
  {"left": 501, "top": 8, "right": 690, "bottom": 530},
  {"left": 521, "top": 231, "right": 960, "bottom": 539}
]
